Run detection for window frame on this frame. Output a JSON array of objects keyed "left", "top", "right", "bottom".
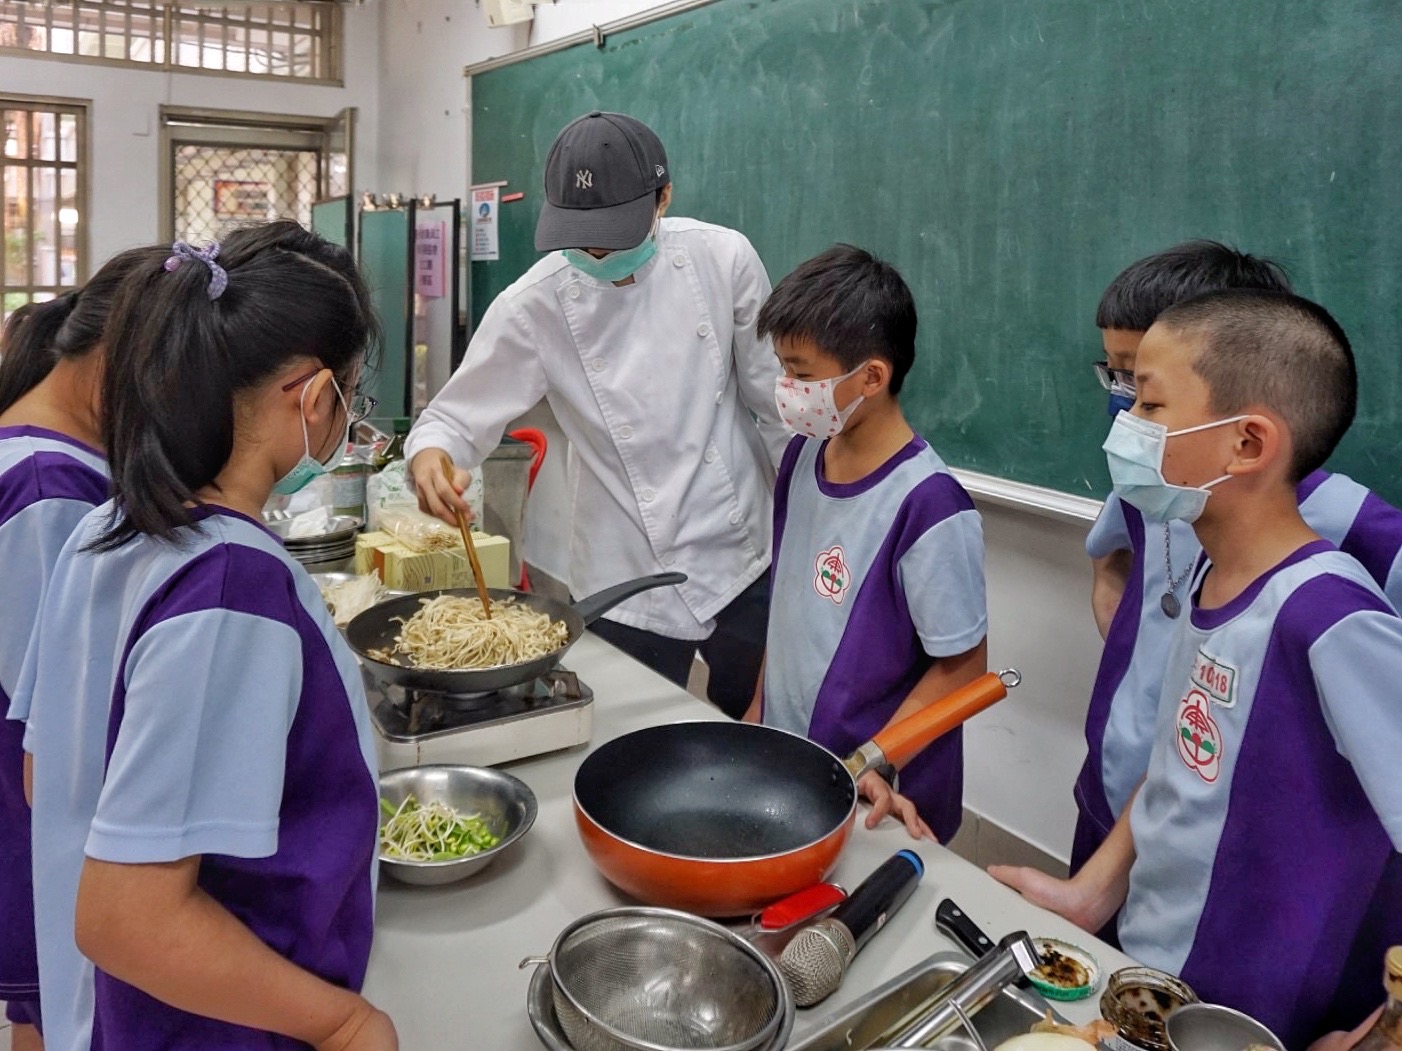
[
  {"left": 159, "top": 104, "right": 354, "bottom": 242},
  {"left": 0, "top": 91, "right": 91, "bottom": 318},
  {"left": 0, "top": 2, "right": 344, "bottom": 86}
]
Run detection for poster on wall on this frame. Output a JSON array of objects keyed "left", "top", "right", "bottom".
[
  {"left": 415, "top": 220, "right": 447, "bottom": 298},
  {"left": 470, "top": 184, "right": 500, "bottom": 261},
  {"left": 213, "top": 180, "right": 273, "bottom": 220}
]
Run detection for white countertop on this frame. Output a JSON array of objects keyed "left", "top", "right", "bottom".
[{"left": 362, "top": 633, "right": 1136, "bottom": 1048}]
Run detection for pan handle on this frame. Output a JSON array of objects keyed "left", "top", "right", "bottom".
[
  {"left": 571, "top": 572, "right": 688, "bottom": 626},
  {"left": 845, "top": 670, "right": 1017, "bottom": 778}
]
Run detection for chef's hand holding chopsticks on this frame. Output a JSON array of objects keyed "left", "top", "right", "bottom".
[
  {"left": 857, "top": 770, "right": 935, "bottom": 841},
  {"left": 409, "top": 448, "right": 476, "bottom": 529}
]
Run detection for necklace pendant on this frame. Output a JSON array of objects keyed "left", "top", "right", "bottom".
[{"left": 1160, "top": 592, "right": 1182, "bottom": 619}]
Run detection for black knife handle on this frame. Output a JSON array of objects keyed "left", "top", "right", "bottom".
[
  {"left": 935, "top": 898, "right": 995, "bottom": 957},
  {"left": 831, "top": 850, "right": 924, "bottom": 954}
]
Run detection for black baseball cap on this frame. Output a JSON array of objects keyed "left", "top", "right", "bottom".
[{"left": 534, "top": 111, "right": 670, "bottom": 252}]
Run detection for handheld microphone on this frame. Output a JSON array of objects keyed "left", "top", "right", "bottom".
[{"left": 777, "top": 849, "right": 924, "bottom": 1007}]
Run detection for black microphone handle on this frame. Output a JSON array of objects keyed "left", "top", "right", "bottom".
[{"left": 829, "top": 850, "right": 923, "bottom": 954}]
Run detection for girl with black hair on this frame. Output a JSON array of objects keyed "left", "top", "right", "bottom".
[
  {"left": 11, "top": 221, "right": 396, "bottom": 1050},
  {"left": 0, "top": 244, "right": 168, "bottom": 1051}
]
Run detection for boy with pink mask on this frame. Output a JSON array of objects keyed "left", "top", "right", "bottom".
[{"left": 742, "top": 245, "right": 988, "bottom": 842}]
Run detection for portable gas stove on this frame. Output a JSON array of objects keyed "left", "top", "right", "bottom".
[{"left": 366, "top": 666, "right": 594, "bottom": 771}]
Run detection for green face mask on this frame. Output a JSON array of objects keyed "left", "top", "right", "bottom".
[{"left": 564, "top": 224, "right": 658, "bottom": 282}]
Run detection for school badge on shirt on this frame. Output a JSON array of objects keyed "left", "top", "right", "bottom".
[
  {"left": 814, "top": 545, "right": 852, "bottom": 604},
  {"left": 1176, "top": 688, "right": 1223, "bottom": 783}
]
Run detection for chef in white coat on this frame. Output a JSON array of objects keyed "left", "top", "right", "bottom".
[{"left": 408, "top": 111, "right": 786, "bottom": 717}]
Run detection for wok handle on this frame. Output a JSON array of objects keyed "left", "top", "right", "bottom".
[
  {"left": 848, "top": 671, "right": 1014, "bottom": 777},
  {"left": 572, "top": 572, "right": 688, "bottom": 626}
]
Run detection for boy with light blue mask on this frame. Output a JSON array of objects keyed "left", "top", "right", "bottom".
[
  {"left": 1038, "top": 242, "right": 1402, "bottom": 923},
  {"left": 993, "top": 290, "right": 1402, "bottom": 1048}
]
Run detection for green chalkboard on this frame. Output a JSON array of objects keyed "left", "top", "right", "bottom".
[{"left": 470, "top": 0, "right": 1402, "bottom": 504}]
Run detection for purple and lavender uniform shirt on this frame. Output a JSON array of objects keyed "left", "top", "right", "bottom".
[
  {"left": 10, "top": 504, "right": 378, "bottom": 1051},
  {"left": 1074, "top": 471, "right": 1402, "bottom": 868},
  {"left": 762, "top": 435, "right": 987, "bottom": 843},
  {"left": 1120, "top": 541, "right": 1402, "bottom": 1048},
  {"left": 0, "top": 426, "right": 108, "bottom": 1023}
]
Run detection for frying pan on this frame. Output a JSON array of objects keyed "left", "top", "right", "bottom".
[
  {"left": 345, "top": 572, "right": 687, "bottom": 694},
  {"left": 573, "top": 670, "right": 1020, "bottom": 916}
]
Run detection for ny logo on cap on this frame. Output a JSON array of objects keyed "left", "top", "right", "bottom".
[{"left": 575, "top": 169, "right": 593, "bottom": 189}]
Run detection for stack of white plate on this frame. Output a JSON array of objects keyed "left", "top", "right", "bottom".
[{"left": 264, "top": 511, "right": 362, "bottom": 572}]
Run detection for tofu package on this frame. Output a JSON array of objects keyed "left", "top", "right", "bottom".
[{"left": 354, "top": 507, "right": 510, "bottom": 592}]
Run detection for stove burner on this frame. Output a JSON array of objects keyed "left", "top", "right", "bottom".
[{"left": 367, "top": 667, "right": 592, "bottom": 740}]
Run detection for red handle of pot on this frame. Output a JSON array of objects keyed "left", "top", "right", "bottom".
[{"left": 868, "top": 671, "right": 1013, "bottom": 770}]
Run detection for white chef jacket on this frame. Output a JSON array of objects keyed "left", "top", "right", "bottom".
[{"left": 406, "top": 217, "right": 788, "bottom": 640}]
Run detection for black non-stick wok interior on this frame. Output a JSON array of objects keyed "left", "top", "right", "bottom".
[{"left": 574, "top": 722, "right": 856, "bottom": 858}]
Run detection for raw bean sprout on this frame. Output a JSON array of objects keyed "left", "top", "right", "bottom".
[
  {"left": 379, "top": 795, "right": 501, "bottom": 861},
  {"left": 376, "top": 595, "right": 569, "bottom": 670},
  {"left": 318, "top": 574, "right": 388, "bottom": 627}
]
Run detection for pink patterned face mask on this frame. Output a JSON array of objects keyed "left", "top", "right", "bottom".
[{"left": 773, "top": 362, "right": 869, "bottom": 439}]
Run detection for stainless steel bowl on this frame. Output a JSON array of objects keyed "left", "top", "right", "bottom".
[
  {"left": 1166, "top": 1003, "right": 1285, "bottom": 1051},
  {"left": 378, "top": 765, "right": 537, "bottom": 886}
]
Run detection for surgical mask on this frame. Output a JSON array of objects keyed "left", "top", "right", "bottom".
[
  {"left": 774, "top": 362, "right": 869, "bottom": 439},
  {"left": 1103, "top": 411, "right": 1247, "bottom": 523},
  {"left": 272, "top": 376, "right": 350, "bottom": 496},
  {"left": 564, "top": 219, "right": 658, "bottom": 282}
]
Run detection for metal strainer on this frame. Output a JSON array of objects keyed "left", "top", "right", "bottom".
[{"left": 520, "top": 906, "right": 789, "bottom": 1051}]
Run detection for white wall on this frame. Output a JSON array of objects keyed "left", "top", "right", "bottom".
[
  {"left": 371, "top": 0, "right": 1103, "bottom": 864},
  {"left": 0, "top": 6, "right": 381, "bottom": 266}
]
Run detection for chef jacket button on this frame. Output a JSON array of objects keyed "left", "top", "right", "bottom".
[
  {"left": 593, "top": 358, "right": 606, "bottom": 371},
  {"left": 714, "top": 391, "right": 723, "bottom": 403},
  {"left": 619, "top": 425, "right": 634, "bottom": 439},
  {"left": 642, "top": 489, "right": 656, "bottom": 503},
  {"left": 569, "top": 285, "right": 581, "bottom": 299},
  {"left": 704, "top": 449, "right": 717, "bottom": 463},
  {"left": 728, "top": 511, "right": 743, "bottom": 525},
  {"left": 673, "top": 254, "right": 685, "bottom": 268},
  {"left": 697, "top": 322, "right": 711, "bottom": 337},
  {"left": 661, "top": 553, "right": 675, "bottom": 566}
]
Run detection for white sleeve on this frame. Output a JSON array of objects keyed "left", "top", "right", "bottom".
[
  {"left": 729, "top": 235, "right": 787, "bottom": 468},
  {"left": 404, "top": 294, "right": 548, "bottom": 472},
  {"left": 3, "top": 499, "right": 93, "bottom": 721},
  {"left": 86, "top": 608, "right": 304, "bottom": 863},
  {"left": 1086, "top": 492, "right": 1131, "bottom": 559},
  {"left": 1313, "top": 610, "right": 1402, "bottom": 850},
  {"left": 897, "top": 510, "right": 989, "bottom": 658}
]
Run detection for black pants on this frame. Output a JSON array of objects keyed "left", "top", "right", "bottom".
[{"left": 587, "top": 575, "right": 769, "bottom": 720}]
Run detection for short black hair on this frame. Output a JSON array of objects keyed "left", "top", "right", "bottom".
[
  {"left": 93, "top": 220, "right": 378, "bottom": 550},
  {"left": 1096, "top": 240, "right": 1293, "bottom": 331},
  {"left": 757, "top": 244, "right": 917, "bottom": 394},
  {"left": 1156, "top": 289, "right": 1355, "bottom": 482}
]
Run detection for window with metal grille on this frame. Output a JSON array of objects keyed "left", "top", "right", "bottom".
[
  {"left": 1, "top": 95, "right": 87, "bottom": 324},
  {"left": 0, "top": 2, "right": 342, "bottom": 83},
  {"left": 162, "top": 107, "right": 353, "bottom": 245}
]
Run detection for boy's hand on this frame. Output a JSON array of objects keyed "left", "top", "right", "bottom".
[
  {"left": 315, "top": 1000, "right": 398, "bottom": 1051},
  {"left": 1306, "top": 1007, "right": 1382, "bottom": 1051},
  {"left": 987, "top": 864, "right": 1115, "bottom": 933},
  {"left": 857, "top": 770, "right": 935, "bottom": 840}
]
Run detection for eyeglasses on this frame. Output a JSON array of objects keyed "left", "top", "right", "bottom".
[
  {"left": 281, "top": 367, "right": 379, "bottom": 426},
  {"left": 1092, "top": 360, "right": 1136, "bottom": 395}
]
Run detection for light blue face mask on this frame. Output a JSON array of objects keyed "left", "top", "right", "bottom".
[
  {"left": 1103, "top": 410, "right": 1246, "bottom": 523},
  {"left": 272, "top": 376, "right": 350, "bottom": 496},
  {"left": 563, "top": 221, "right": 658, "bottom": 282}
]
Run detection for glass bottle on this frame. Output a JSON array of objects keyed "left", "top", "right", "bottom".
[
  {"left": 374, "top": 417, "right": 412, "bottom": 471},
  {"left": 1355, "top": 947, "right": 1402, "bottom": 1051}
]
